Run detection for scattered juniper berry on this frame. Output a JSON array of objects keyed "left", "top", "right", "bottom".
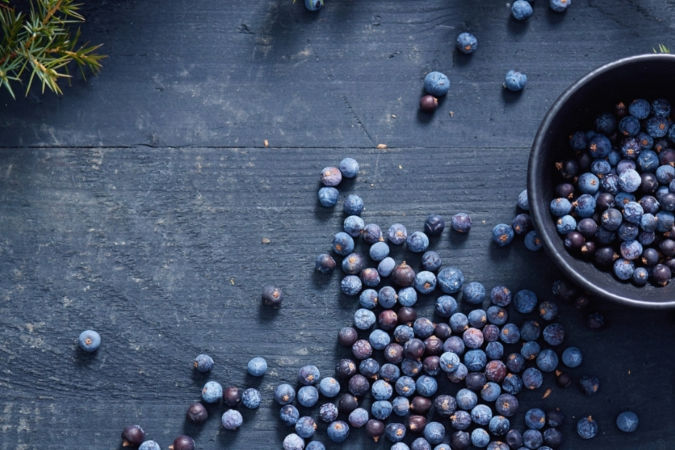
[
  {"left": 186, "top": 402, "right": 208, "bottom": 424},
  {"left": 450, "top": 410, "right": 473, "bottom": 430},
  {"left": 423, "top": 72, "right": 450, "bottom": 96},
  {"left": 437, "top": 266, "right": 464, "bottom": 293},
  {"left": 339, "top": 157, "right": 359, "bottom": 178},
  {"left": 191, "top": 354, "right": 215, "bottom": 376},
  {"left": 283, "top": 433, "right": 304, "bottom": 450},
  {"left": 320, "top": 167, "right": 342, "bottom": 187},
  {"left": 121, "top": 425, "right": 145, "bottom": 447},
  {"left": 344, "top": 194, "right": 364, "bottom": 216},
  {"left": 561, "top": 346, "right": 583, "bottom": 368},
  {"left": 223, "top": 386, "right": 242, "bottom": 408},
  {"left": 169, "top": 435, "right": 195, "bottom": 450},
  {"left": 201, "top": 381, "right": 222, "bottom": 404},
  {"left": 462, "top": 281, "right": 486, "bottom": 304},
  {"left": 451, "top": 213, "right": 472, "bottom": 233},
  {"left": 343, "top": 215, "right": 365, "bottom": 237},
  {"left": 522, "top": 367, "right": 543, "bottom": 390},
  {"left": 456, "top": 388, "right": 478, "bottom": 410},
  {"left": 341, "top": 275, "right": 362, "bottom": 296},
  {"left": 342, "top": 252, "right": 366, "bottom": 274},
  {"left": 579, "top": 375, "right": 600, "bottom": 396},
  {"left": 487, "top": 306, "right": 508, "bottom": 326},
  {"left": 362, "top": 223, "right": 383, "bottom": 244},
  {"left": 247, "top": 356, "right": 267, "bottom": 377},
  {"left": 139, "top": 441, "right": 160, "bottom": 450},
  {"left": 378, "top": 257, "right": 396, "bottom": 277},
  {"left": 421, "top": 250, "right": 442, "bottom": 272},
  {"left": 577, "top": 416, "right": 598, "bottom": 439},
  {"left": 456, "top": 32, "right": 478, "bottom": 54},
  {"left": 480, "top": 382, "right": 501, "bottom": 402},
  {"left": 306, "top": 442, "right": 326, "bottom": 450},
  {"left": 420, "top": 95, "right": 439, "bottom": 113},
  {"left": 511, "top": 0, "right": 533, "bottom": 20},
  {"left": 542, "top": 323, "right": 565, "bottom": 346},
  {"left": 423, "top": 421, "right": 445, "bottom": 444},
  {"left": 297, "top": 386, "right": 319, "bottom": 408},
  {"left": 280, "top": 405, "right": 300, "bottom": 426},
  {"left": 304, "top": 0, "right": 324, "bottom": 11},
  {"left": 242, "top": 388, "right": 261, "bottom": 409},
  {"left": 471, "top": 427, "right": 490, "bottom": 448},
  {"left": 221, "top": 409, "right": 243, "bottom": 431},
  {"left": 468, "top": 309, "right": 487, "bottom": 328},
  {"left": 407, "top": 231, "right": 430, "bottom": 253},
  {"left": 315, "top": 253, "right": 336, "bottom": 274},
  {"left": 295, "top": 416, "right": 317, "bottom": 438},
  {"left": 369, "top": 241, "right": 390, "bottom": 261},
  {"left": 512, "top": 213, "right": 532, "bottom": 235},
  {"left": 616, "top": 411, "right": 639, "bottom": 433},
  {"left": 492, "top": 223, "right": 515, "bottom": 246},
  {"left": 275, "top": 383, "right": 296, "bottom": 405},
  {"left": 424, "top": 214, "right": 445, "bottom": 236},
  {"left": 504, "top": 70, "right": 527, "bottom": 91},
  {"left": 326, "top": 420, "right": 349, "bottom": 443}
]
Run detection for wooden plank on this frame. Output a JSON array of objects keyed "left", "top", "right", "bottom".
[
  {"left": 0, "top": 0, "right": 673, "bottom": 148},
  {"left": 0, "top": 147, "right": 672, "bottom": 448}
]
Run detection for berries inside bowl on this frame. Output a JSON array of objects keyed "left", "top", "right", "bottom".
[{"left": 528, "top": 54, "right": 675, "bottom": 308}]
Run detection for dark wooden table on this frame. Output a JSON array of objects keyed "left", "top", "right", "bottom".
[{"left": 1, "top": 1, "right": 674, "bottom": 449}]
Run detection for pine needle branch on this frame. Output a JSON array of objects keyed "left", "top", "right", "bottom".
[
  {"left": 0, "top": 0, "right": 105, "bottom": 98},
  {"left": 653, "top": 43, "right": 671, "bottom": 54}
]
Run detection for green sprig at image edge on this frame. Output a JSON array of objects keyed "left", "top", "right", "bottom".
[{"left": 0, "top": 0, "right": 105, "bottom": 98}]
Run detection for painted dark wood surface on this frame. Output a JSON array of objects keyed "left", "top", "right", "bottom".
[{"left": 0, "top": 1, "right": 674, "bottom": 449}]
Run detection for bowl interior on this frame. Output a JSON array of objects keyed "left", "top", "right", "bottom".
[{"left": 528, "top": 54, "right": 675, "bottom": 308}]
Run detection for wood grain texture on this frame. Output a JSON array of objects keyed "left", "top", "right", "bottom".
[{"left": 0, "top": 0, "right": 674, "bottom": 449}]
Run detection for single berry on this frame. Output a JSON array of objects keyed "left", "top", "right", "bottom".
[
  {"left": 186, "top": 402, "right": 208, "bottom": 424},
  {"left": 318, "top": 187, "right": 339, "bottom": 207},
  {"left": 616, "top": 410, "right": 639, "bottom": 433},
  {"left": 504, "top": 70, "right": 527, "bottom": 92},
  {"left": 511, "top": 0, "right": 533, "bottom": 20},
  {"left": 201, "top": 381, "right": 223, "bottom": 404},
  {"left": 492, "top": 223, "right": 514, "bottom": 246},
  {"left": 577, "top": 416, "right": 599, "bottom": 439},
  {"left": 423, "top": 71, "right": 450, "bottom": 96},
  {"left": 344, "top": 194, "right": 364, "bottom": 216},
  {"left": 262, "top": 285, "right": 283, "bottom": 307},
  {"left": 456, "top": 32, "right": 478, "bottom": 54},
  {"left": 221, "top": 409, "right": 243, "bottom": 431},
  {"left": 339, "top": 157, "right": 359, "bottom": 178},
  {"left": 304, "top": 0, "right": 324, "bottom": 12},
  {"left": 78, "top": 329, "right": 101, "bottom": 353},
  {"left": 247, "top": 356, "right": 267, "bottom": 376},
  {"left": 169, "top": 435, "right": 194, "bottom": 450},
  {"left": 420, "top": 95, "right": 438, "bottom": 112},
  {"left": 121, "top": 425, "right": 145, "bottom": 447},
  {"left": 242, "top": 388, "right": 262, "bottom": 409},
  {"left": 424, "top": 214, "right": 445, "bottom": 236},
  {"left": 315, "top": 253, "right": 336, "bottom": 274},
  {"left": 138, "top": 441, "right": 160, "bottom": 450},
  {"left": 451, "top": 213, "right": 472, "bottom": 233}
]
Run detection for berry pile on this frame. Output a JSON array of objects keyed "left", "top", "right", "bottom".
[
  {"left": 550, "top": 97, "right": 675, "bottom": 286},
  {"left": 270, "top": 159, "right": 606, "bottom": 449},
  {"left": 110, "top": 157, "right": 642, "bottom": 448}
]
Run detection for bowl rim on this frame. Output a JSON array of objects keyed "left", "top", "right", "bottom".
[{"left": 528, "top": 53, "right": 675, "bottom": 310}]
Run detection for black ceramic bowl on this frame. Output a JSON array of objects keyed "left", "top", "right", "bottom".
[{"left": 528, "top": 54, "right": 675, "bottom": 309}]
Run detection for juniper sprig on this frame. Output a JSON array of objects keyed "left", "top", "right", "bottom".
[{"left": 0, "top": 0, "right": 105, "bottom": 98}]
